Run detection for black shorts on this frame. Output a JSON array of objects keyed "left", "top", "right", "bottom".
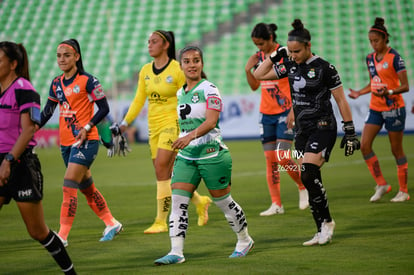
[
  {"left": 294, "top": 129, "right": 337, "bottom": 162},
  {"left": 0, "top": 149, "right": 43, "bottom": 204}
]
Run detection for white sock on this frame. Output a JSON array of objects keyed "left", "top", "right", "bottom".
[{"left": 168, "top": 194, "right": 190, "bottom": 257}]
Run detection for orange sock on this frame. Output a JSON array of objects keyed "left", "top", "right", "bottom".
[
  {"left": 364, "top": 153, "right": 387, "bottom": 186},
  {"left": 397, "top": 162, "right": 408, "bottom": 193},
  {"left": 277, "top": 150, "right": 306, "bottom": 190},
  {"left": 58, "top": 186, "right": 78, "bottom": 240},
  {"left": 80, "top": 181, "right": 115, "bottom": 226},
  {"left": 264, "top": 150, "right": 281, "bottom": 206}
]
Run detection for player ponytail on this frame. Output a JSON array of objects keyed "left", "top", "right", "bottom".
[
  {"left": 154, "top": 30, "right": 176, "bottom": 60},
  {"left": 369, "top": 17, "right": 390, "bottom": 43},
  {"left": 58, "top": 38, "right": 85, "bottom": 73},
  {"left": 251, "top": 22, "right": 278, "bottom": 42},
  {"left": 0, "top": 41, "right": 31, "bottom": 81},
  {"left": 288, "top": 19, "right": 311, "bottom": 45}
]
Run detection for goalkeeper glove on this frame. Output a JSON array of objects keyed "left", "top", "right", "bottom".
[
  {"left": 269, "top": 46, "right": 289, "bottom": 64},
  {"left": 340, "top": 121, "right": 360, "bottom": 156},
  {"left": 112, "top": 134, "right": 131, "bottom": 156},
  {"left": 109, "top": 123, "right": 122, "bottom": 136},
  {"left": 100, "top": 137, "right": 115, "bottom": 157}
]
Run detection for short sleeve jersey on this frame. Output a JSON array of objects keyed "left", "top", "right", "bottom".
[
  {"left": 255, "top": 44, "right": 292, "bottom": 114},
  {"left": 124, "top": 59, "right": 186, "bottom": 129},
  {"left": 47, "top": 71, "right": 105, "bottom": 146},
  {"left": 366, "top": 47, "right": 406, "bottom": 111},
  {"left": 0, "top": 77, "right": 40, "bottom": 152},
  {"left": 273, "top": 55, "right": 342, "bottom": 133},
  {"left": 176, "top": 79, "right": 227, "bottom": 160}
]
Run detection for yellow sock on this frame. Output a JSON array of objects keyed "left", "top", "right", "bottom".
[{"left": 156, "top": 180, "right": 172, "bottom": 221}]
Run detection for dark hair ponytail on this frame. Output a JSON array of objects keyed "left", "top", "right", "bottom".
[
  {"left": 59, "top": 38, "right": 85, "bottom": 73},
  {"left": 288, "top": 19, "right": 311, "bottom": 44},
  {"left": 251, "top": 23, "right": 278, "bottom": 42},
  {"left": 0, "top": 41, "right": 30, "bottom": 81},
  {"left": 369, "top": 17, "right": 390, "bottom": 43},
  {"left": 154, "top": 30, "right": 176, "bottom": 60}
]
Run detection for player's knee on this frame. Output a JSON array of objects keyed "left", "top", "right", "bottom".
[{"left": 301, "top": 163, "right": 321, "bottom": 196}]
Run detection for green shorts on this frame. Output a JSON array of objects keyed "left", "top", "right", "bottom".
[{"left": 171, "top": 149, "right": 232, "bottom": 190}]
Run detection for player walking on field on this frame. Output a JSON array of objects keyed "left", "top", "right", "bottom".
[
  {"left": 254, "top": 19, "right": 360, "bottom": 246},
  {"left": 349, "top": 17, "right": 410, "bottom": 203},
  {"left": 154, "top": 46, "right": 254, "bottom": 265},
  {"left": 39, "top": 39, "right": 122, "bottom": 246},
  {"left": 0, "top": 41, "right": 76, "bottom": 274},
  {"left": 112, "top": 30, "right": 211, "bottom": 234},
  {"left": 245, "top": 22, "right": 308, "bottom": 215}
]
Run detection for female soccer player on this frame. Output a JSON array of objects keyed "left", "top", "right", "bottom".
[
  {"left": 0, "top": 41, "right": 76, "bottom": 274},
  {"left": 254, "top": 19, "right": 360, "bottom": 246},
  {"left": 154, "top": 46, "right": 254, "bottom": 265},
  {"left": 39, "top": 39, "right": 122, "bottom": 246},
  {"left": 349, "top": 17, "right": 410, "bottom": 202},
  {"left": 113, "top": 30, "right": 211, "bottom": 233},
  {"left": 245, "top": 22, "right": 308, "bottom": 215}
]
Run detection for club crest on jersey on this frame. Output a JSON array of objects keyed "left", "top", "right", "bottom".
[
  {"left": 64, "top": 87, "right": 73, "bottom": 97},
  {"left": 73, "top": 85, "right": 80, "bottom": 94},
  {"left": 307, "top": 68, "right": 315, "bottom": 78},
  {"left": 382, "top": 62, "right": 388, "bottom": 69},
  {"left": 166, "top": 75, "right": 173, "bottom": 83},
  {"left": 191, "top": 93, "right": 199, "bottom": 103}
]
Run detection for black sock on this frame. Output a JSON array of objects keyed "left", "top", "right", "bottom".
[{"left": 39, "top": 230, "right": 76, "bottom": 275}]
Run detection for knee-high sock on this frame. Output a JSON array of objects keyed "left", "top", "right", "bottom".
[
  {"left": 40, "top": 230, "right": 76, "bottom": 275},
  {"left": 214, "top": 194, "right": 250, "bottom": 249},
  {"left": 301, "top": 163, "right": 331, "bottom": 232},
  {"left": 397, "top": 157, "right": 408, "bottom": 193},
  {"left": 169, "top": 190, "right": 191, "bottom": 257},
  {"left": 156, "top": 179, "right": 172, "bottom": 222},
  {"left": 59, "top": 186, "right": 78, "bottom": 240},
  {"left": 264, "top": 150, "right": 281, "bottom": 206},
  {"left": 364, "top": 152, "right": 387, "bottom": 186},
  {"left": 80, "top": 178, "right": 115, "bottom": 226},
  {"left": 276, "top": 150, "right": 306, "bottom": 190}
]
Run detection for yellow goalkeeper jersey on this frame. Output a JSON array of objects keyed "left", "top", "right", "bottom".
[{"left": 124, "top": 59, "right": 185, "bottom": 129}]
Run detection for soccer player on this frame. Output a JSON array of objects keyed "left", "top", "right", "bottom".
[
  {"left": 154, "top": 46, "right": 254, "bottom": 265},
  {"left": 245, "top": 22, "right": 308, "bottom": 215},
  {"left": 254, "top": 19, "right": 360, "bottom": 246},
  {"left": 349, "top": 17, "right": 410, "bottom": 202},
  {"left": 39, "top": 39, "right": 122, "bottom": 246},
  {"left": 112, "top": 30, "right": 211, "bottom": 234},
  {"left": 0, "top": 41, "right": 76, "bottom": 274}
]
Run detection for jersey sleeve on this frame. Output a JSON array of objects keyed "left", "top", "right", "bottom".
[
  {"left": 86, "top": 75, "right": 106, "bottom": 101},
  {"left": 393, "top": 52, "right": 406, "bottom": 73},
  {"left": 325, "top": 63, "right": 342, "bottom": 90},
  {"left": 123, "top": 68, "right": 147, "bottom": 125},
  {"left": 205, "top": 83, "right": 223, "bottom": 112},
  {"left": 47, "top": 77, "right": 60, "bottom": 102}
]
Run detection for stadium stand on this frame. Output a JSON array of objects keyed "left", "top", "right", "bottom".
[{"left": 0, "top": 0, "right": 413, "bottom": 100}]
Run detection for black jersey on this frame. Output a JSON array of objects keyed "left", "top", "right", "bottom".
[{"left": 273, "top": 55, "right": 342, "bottom": 134}]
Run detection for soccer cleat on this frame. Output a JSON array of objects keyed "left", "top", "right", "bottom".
[
  {"left": 260, "top": 203, "right": 284, "bottom": 216},
  {"left": 100, "top": 221, "right": 123, "bottom": 242},
  {"left": 319, "top": 220, "right": 335, "bottom": 245},
  {"left": 229, "top": 238, "right": 254, "bottom": 258},
  {"left": 370, "top": 184, "right": 391, "bottom": 202},
  {"left": 196, "top": 196, "right": 212, "bottom": 226},
  {"left": 303, "top": 233, "right": 320, "bottom": 246},
  {"left": 56, "top": 233, "right": 68, "bottom": 248},
  {"left": 390, "top": 191, "right": 410, "bottom": 202},
  {"left": 299, "top": 189, "right": 309, "bottom": 210},
  {"left": 144, "top": 219, "right": 168, "bottom": 234},
  {"left": 154, "top": 254, "right": 185, "bottom": 265}
]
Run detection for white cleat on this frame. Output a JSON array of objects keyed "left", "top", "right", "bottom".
[
  {"left": 390, "top": 191, "right": 410, "bottom": 202},
  {"left": 303, "top": 233, "right": 320, "bottom": 246},
  {"left": 319, "top": 220, "right": 335, "bottom": 245},
  {"left": 370, "top": 184, "right": 391, "bottom": 202},
  {"left": 299, "top": 189, "right": 309, "bottom": 210},
  {"left": 260, "top": 203, "right": 284, "bottom": 216}
]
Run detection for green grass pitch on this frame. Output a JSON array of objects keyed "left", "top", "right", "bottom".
[{"left": 1, "top": 135, "right": 413, "bottom": 274}]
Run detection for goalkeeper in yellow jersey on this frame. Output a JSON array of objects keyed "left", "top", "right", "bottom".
[{"left": 112, "top": 30, "right": 211, "bottom": 233}]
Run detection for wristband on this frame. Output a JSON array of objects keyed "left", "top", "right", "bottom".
[
  {"left": 120, "top": 120, "right": 128, "bottom": 127},
  {"left": 84, "top": 124, "right": 92, "bottom": 132},
  {"left": 388, "top": 89, "right": 394, "bottom": 95}
]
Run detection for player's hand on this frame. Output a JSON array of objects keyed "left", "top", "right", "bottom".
[
  {"left": 340, "top": 121, "right": 360, "bottom": 156},
  {"left": 100, "top": 137, "right": 115, "bottom": 157},
  {"left": 269, "top": 46, "right": 289, "bottom": 64},
  {"left": 348, "top": 88, "right": 360, "bottom": 99}
]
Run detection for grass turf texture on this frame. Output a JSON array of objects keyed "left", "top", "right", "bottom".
[{"left": 1, "top": 135, "right": 413, "bottom": 274}]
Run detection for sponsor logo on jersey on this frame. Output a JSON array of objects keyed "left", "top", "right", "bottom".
[
  {"left": 206, "top": 147, "right": 216, "bottom": 154},
  {"left": 73, "top": 85, "right": 80, "bottom": 94},
  {"left": 64, "top": 87, "right": 73, "bottom": 97}
]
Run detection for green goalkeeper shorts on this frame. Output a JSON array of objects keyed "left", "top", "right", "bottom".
[{"left": 171, "top": 149, "right": 232, "bottom": 190}]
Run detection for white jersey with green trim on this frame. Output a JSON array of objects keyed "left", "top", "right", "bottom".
[{"left": 176, "top": 79, "right": 228, "bottom": 160}]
